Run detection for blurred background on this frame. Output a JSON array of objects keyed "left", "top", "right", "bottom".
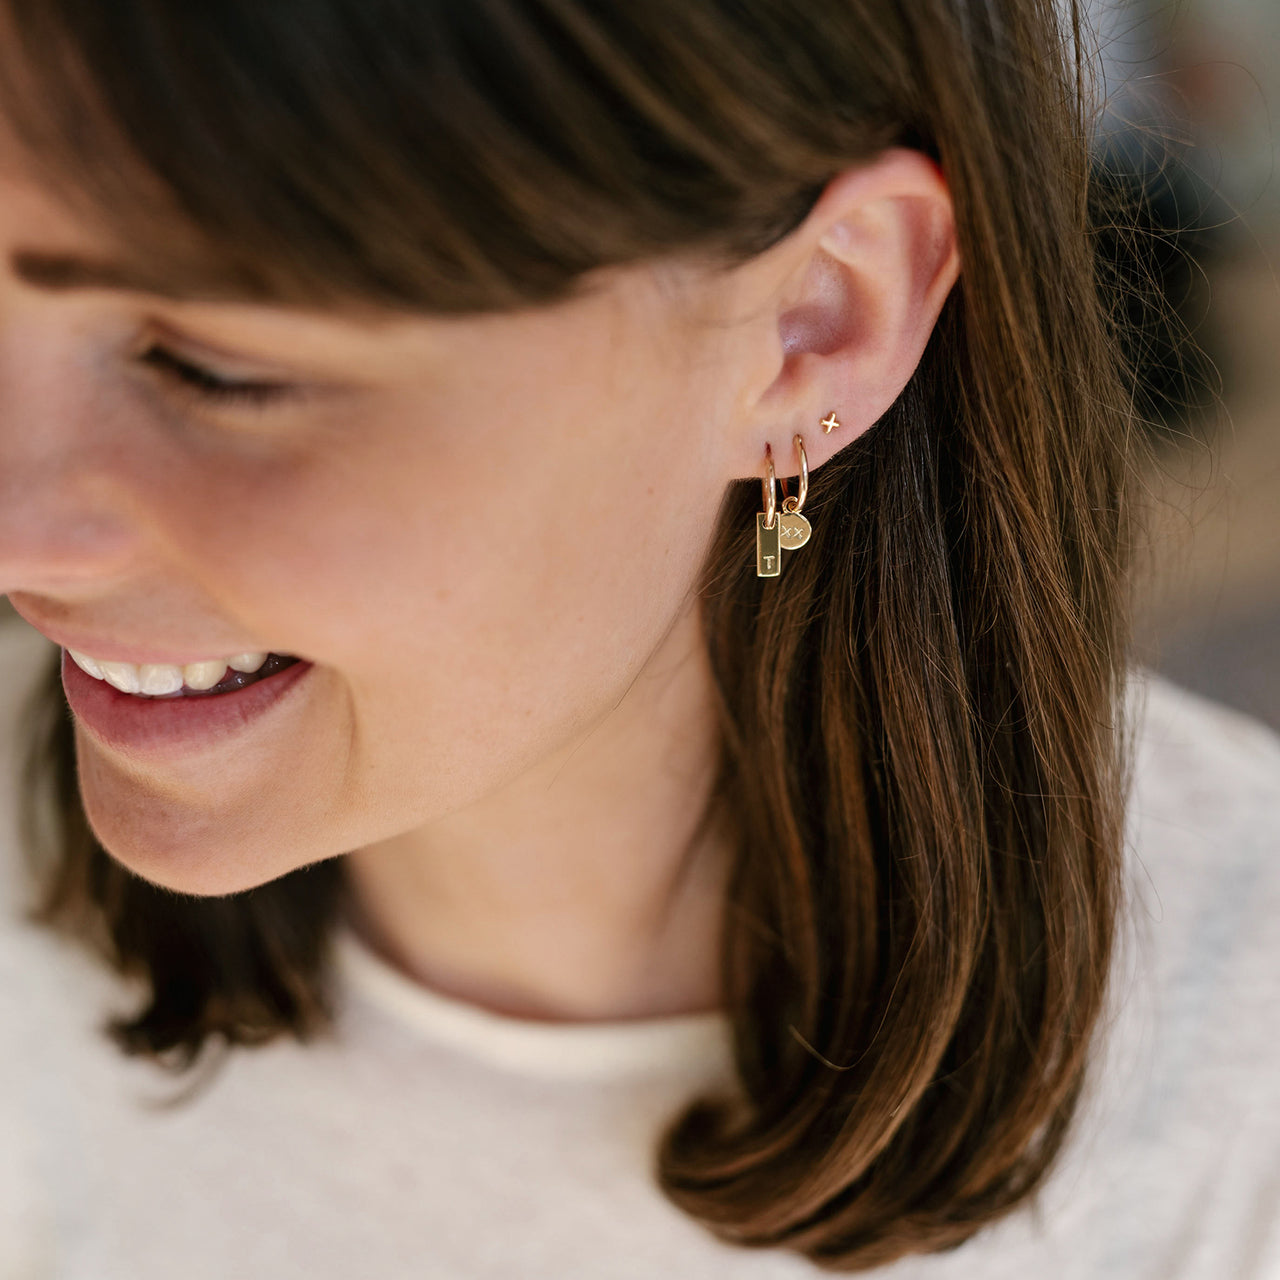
[{"left": 1097, "top": 0, "right": 1280, "bottom": 727}]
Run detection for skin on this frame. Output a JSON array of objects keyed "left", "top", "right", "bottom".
[{"left": 0, "top": 130, "right": 959, "bottom": 1022}]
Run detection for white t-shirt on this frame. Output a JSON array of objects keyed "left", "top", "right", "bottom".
[{"left": 1, "top": 617, "right": 1277, "bottom": 1280}]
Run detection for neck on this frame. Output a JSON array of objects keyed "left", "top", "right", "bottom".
[{"left": 342, "top": 604, "right": 731, "bottom": 1023}]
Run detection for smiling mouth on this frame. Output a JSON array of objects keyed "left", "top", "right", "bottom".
[{"left": 66, "top": 649, "right": 302, "bottom": 699}]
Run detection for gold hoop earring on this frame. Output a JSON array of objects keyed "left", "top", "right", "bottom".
[
  {"left": 779, "top": 433, "right": 812, "bottom": 549},
  {"left": 756, "top": 431, "right": 814, "bottom": 578},
  {"left": 756, "top": 445, "right": 780, "bottom": 577}
]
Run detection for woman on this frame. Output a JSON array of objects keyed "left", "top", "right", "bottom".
[{"left": 0, "top": 0, "right": 1276, "bottom": 1275}]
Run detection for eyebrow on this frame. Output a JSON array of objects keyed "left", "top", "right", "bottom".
[
  {"left": 8, "top": 248, "right": 230, "bottom": 303},
  {"left": 9, "top": 245, "right": 438, "bottom": 322},
  {"left": 7, "top": 245, "right": 353, "bottom": 313},
  {"left": 12, "top": 248, "right": 162, "bottom": 291}
]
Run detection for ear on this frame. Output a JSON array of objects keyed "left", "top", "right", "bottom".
[{"left": 731, "top": 147, "right": 959, "bottom": 480}]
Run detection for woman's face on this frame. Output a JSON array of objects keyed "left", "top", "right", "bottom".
[
  {"left": 1, "top": 103, "right": 959, "bottom": 900},
  {"left": 0, "top": 151, "right": 765, "bottom": 895}
]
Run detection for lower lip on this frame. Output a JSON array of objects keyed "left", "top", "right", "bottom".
[{"left": 61, "top": 651, "right": 314, "bottom": 759}]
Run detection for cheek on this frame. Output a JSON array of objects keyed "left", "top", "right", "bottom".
[
  {"left": 294, "top": 486, "right": 701, "bottom": 825},
  {"left": 93, "top": 342, "right": 726, "bottom": 885}
]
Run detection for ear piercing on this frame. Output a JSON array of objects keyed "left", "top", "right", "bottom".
[{"left": 756, "top": 420, "right": 821, "bottom": 578}]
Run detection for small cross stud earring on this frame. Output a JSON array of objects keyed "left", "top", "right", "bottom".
[{"left": 820, "top": 411, "right": 840, "bottom": 434}]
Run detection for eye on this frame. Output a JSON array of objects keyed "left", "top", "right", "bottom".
[{"left": 137, "top": 344, "right": 299, "bottom": 409}]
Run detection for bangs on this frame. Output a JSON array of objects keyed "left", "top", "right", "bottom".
[{"left": 0, "top": 0, "right": 846, "bottom": 313}]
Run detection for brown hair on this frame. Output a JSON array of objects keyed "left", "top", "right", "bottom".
[{"left": 8, "top": 0, "right": 1145, "bottom": 1268}]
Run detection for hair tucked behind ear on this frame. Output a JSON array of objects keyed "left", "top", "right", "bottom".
[{"left": 11, "top": 0, "right": 1144, "bottom": 1267}]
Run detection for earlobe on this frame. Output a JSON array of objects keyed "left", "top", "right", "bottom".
[{"left": 750, "top": 148, "right": 959, "bottom": 469}]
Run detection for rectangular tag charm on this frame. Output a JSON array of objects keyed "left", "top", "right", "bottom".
[{"left": 756, "top": 512, "right": 781, "bottom": 577}]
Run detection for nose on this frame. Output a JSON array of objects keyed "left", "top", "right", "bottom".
[{"left": 0, "top": 330, "right": 147, "bottom": 598}]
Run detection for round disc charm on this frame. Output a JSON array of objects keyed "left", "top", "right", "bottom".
[{"left": 778, "top": 510, "right": 812, "bottom": 550}]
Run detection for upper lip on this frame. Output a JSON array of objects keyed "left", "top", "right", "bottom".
[{"left": 7, "top": 601, "right": 273, "bottom": 668}]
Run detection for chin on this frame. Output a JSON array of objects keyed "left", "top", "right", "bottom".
[{"left": 76, "top": 757, "right": 308, "bottom": 898}]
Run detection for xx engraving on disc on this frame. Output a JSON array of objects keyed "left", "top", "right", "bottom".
[{"left": 778, "top": 511, "right": 812, "bottom": 549}]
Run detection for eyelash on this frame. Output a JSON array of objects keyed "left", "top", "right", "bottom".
[{"left": 137, "top": 344, "right": 298, "bottom": 409}]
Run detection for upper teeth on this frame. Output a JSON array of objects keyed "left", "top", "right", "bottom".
[{"left": 67, "top": 650, "right": 268, "bottom": 695}]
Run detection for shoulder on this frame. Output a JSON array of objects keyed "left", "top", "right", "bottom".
[
  {"left": 1017, "top": 671, "right": 1280, "bottom": 1269},
  {"left": 1112, "top": 668, "right": 1280, "bottom": 1108},
  {"left": 1128, "top": 666, "right": 1280, "bottom": 799},
  {"left": 1124, "top": 667, "right": 1280, "bottom": 888},
  {"left": 1123, "top": 664, "right": 1280, "bottom": 930}
]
